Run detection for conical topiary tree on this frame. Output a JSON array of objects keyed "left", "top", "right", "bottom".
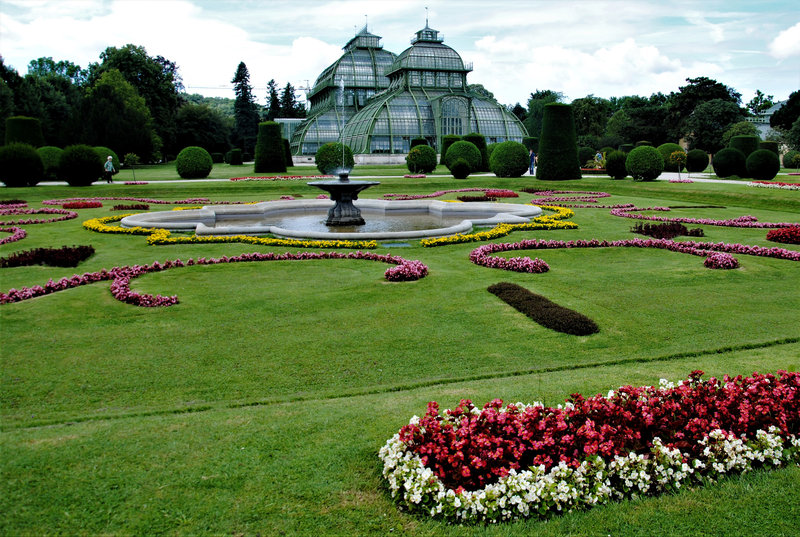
[
  {"left": 440, "top": 135, "right": 461, "bottom": 165},
  {"left": 536, "top": 103, "right": 581, "bottom": 180},
  {"left": 254, "top": 121, "right": 286, "bottom": 173}
]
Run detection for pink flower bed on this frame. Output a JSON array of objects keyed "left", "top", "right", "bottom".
[
  {"left": 0, "top": 251, "right": 428, "bottom": 307},
  {"left": 396, "top": 370, "right": 800, "bottom": 492},
  {"left": 669, "top": 178, "right": 694, "bottom": 183},
  {"left": 230, "top": 175, "right": 334, "bottom": 181},
  {"left": 404, "top": 174, "right": 426, "bottom": 178},
  {"left": 611, "top": 206, "right": 798, "bottom": 229},
  {"left": 383, "top": 188, "right": 516, "bottom": 201},
  {"left": 0, "top": 207, "right": 78, "bottom": 225},
  {"left": 0, "top": 226, "right": 26, "bottom": 245},
  {"left": 43, "top": 197, "right": 211, "bottom": 206},
  {"left": 124, "top": 181, "right": 148, "bottom": 185},
  {"left": 470, "top": 237, "right": 800, "bottom": 272}
]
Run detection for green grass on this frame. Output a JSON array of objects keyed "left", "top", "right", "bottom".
[{"left": 1, "top": 165, "right": 799, "bottom": 535}]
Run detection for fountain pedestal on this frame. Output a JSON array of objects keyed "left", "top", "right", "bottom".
[{"left": 307, "top": 173, "right": 380, "bottom": 226}]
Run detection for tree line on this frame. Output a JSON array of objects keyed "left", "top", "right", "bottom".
[
  {"left": 509, "top": 79, "right": 800, "bottom": 154},
  {"left": 0, "top": 45, "right": 306, "bottom": 162}
]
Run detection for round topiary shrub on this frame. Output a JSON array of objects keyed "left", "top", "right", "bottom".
[
  {"left": 712, "top": 147, "right": 746, "bottom": 178},
  {"left": 625, "top": 146, "right": 664, "bottom": 181},
  {"left": 635, "top": 140, "right": 652, "bottom": 147},
  {"left": 686, "top": 149, "right": 709, "bottom": 173},
  {"left": 463, "top": 133, "right": 489, "bottom": 171},
  {"left": 59, "top": 144, "right": 103, "bottom": 186},
  {"left": 37, "top": 146, "right": 63, "bottom": 181},
  {"left": 759, "top": 141, "right": 779, "bottom": 156},
  {"left": 782, "top": 150, "right": 800, "bottom": 169},
  {"left": 746, "top": 149, "right": 780, "bottom": 181},
  {"left": 537, "top": 103, "right": 581, "bottom": 180},
  {"left": 489, "top": 141, "right": 529, "bottom": 177},
  {"left": 406, "top": 145, "right": 437, "bottom": 174},
  {"left": 619, "top": 143, "right": 634, "bottom": 153},
  {"left": 444, "top": 140, "right": 482, "bottom": 172},
  {"left": 175, "top": 146, "right": 213, "bottom": 179},
  {"left": 728, "top": 135, "right": 759, "bottom": 159},
  {"left": 93, "top": 146, "right": 120, "bottom": 172},
  {"left": 577, "top": 146, "right": 596, "bottom": 167},
  {"left": 254, "top": 121, "right": 286, "bottom": 173},
  {"left": 0, "top": 143, "right": 44, "bottom": 187},
  {"left": 450, "top": 158, "right": 471, "bottom": 179},
  {"left": 605, "top": 150, "right": 628, "bottom": 179},
  {"left": 410, "top": 137, "right": 428, "bottom": 149},
  {"left": 315, "top": 142, "right": 355, "bottom": 174},
  {"left": 657, "top": 143, "right": 685, "bottom": 172},
  {"left": 440, "top": 135, "right": 461, "bottom": 165}
]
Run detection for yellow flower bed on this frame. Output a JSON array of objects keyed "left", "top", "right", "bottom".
[
  {"left": 420, "top": 206, "right": 577, "bottom": 247},
  {"left": 84, "top": 215, "right": 377, "bottom": 249}
]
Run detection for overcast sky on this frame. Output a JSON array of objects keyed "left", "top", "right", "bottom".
[{"left": 1, "top": 0, "right": 798, "bottom": 108}]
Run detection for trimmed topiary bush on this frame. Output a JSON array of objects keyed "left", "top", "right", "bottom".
[
  {"left": 283, "top": 139, "right": 293, "bottom": 169},
  {"left": 618, "top": 143, "right": 634, "bottom": 153},
  {"left": 522, "top": 136, "right": 539, "bottom": 153},
  {"left": 254, "top": 121, "right": 286, "bottom": 173},
  {"left": 712, "top": 147, "right": 746, "bottom": 178},
  {"left": 210, "top": 152, "right": 224, "bottom": 163},
  {"left": 537, "top": 103, "right": 581, "bottom": 181},
  {"left": 686, "top": 149, "right": 709, "bottom": 173},
  {"left": 577, "top": 146, "right": 596, "bottom": 167},
  {"left": 746, "top": 149, "right": 780, "bottom": 181},
  {"left": 315, "top": 142, "right": 355, "bottom": 174},
  {"left": 463, "top": 133, "right": 489, "bottom": 171},
  {"left": 605, "top": 150, "right": 628, "bottom": 179},
  {"left": 406, "top": 145, "right": 437, "bottom": 174},
  {"left": 635, "top": 140, "right": 652, "bottom": 147},
  {"left": 728, "top": 135, "right": 759, "bottom": 159},
  {"left": 0, "top": 143, "right": 44, "bottom": 187},
  {"left": 440, "top": 135, "right": 462, "bottom": 165},
  {"left": 759, "top": 141, "right": 779, "bottom": 156},
  {"left": 93, "top": 146, "right": 120, "bottom": 172},
  {"left": 58, "top": 144, "right": 103, "bottom": 186},
  {"left": 410, "top": 138, "right": 428, "bottom": 149},
  {"left": 37, "top": 146, "right": 63, "bottom": 181},
  {"left": 229, "top": 148, "right": 243, "bottom": 165},
  {"left": 625, "top": 145, "right": 664, "bottom": 181},
  {"left": 449, "top": 158, "right": 471, "bottom": 179},
  {"left": 444, "top": 140, "right": 482, "bottom": 172},
  {"left": 489, "top": 141, "right": 529, "bottom": 178},
  {"left": 783, "top": 150, "right": 800, "bottom": 169},
  {"left": 175, "top": 146, "right": 213, "bottom": 179},
  {"left": 4, "top": 116, "right": 44, "bottom": 147},
  {"left": 657, "top": 143, "right": 684, "bottom": 172}
]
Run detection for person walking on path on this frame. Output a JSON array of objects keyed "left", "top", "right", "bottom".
[
  {"left": 103, "top": 156, "right": 115, "bottom": 183},
  {"left": 529, "top": 149, "right": 537, "bottom": 175}
]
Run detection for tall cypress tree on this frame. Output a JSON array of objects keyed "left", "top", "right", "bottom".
[
  {"left": 231, "top": 62, "right": 260, "bottom": 154},
  {"left": 265, "top": 79, "right": 280, "bottom": 121}
]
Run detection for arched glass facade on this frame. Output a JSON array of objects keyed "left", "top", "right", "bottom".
[
  {"left": 340, "top": 25, "right": 527, "bottom": 154},
  {"left": 290, "top": 27, "right": 396, "bottom": 155}
]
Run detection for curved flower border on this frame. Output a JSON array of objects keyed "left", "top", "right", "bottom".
[
  {"left": 747, "top": 181, "right": 800, "bottom": 191},
  {"left": 0, "top": 207, "right": 78, "bottom": 225},
  {"left": 0, "top": 226, "right": 27, "bottom": 245},
  {"left": 610, "top": 206, "right": 798, "bottom": 229},
  {"left": 469, "top": 237, "right": 800, "bottom": 272},
  {"left": 83, "top": 215, "right": 379, "bottom": 249},
  {"left": 420, "top": 206, "right": 577, "bottom": 247},
  {"left": 379, "top": 371, "right": 800, "bottom": 524},
  {"left": 0, "top": 250, "right": 428, "bottom": 307}
]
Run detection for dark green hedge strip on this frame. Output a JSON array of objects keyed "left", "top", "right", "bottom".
[{"left": 488, "top": 282, "right": 599, "bottom": 336}]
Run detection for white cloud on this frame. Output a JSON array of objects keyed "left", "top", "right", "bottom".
[{"left": 769, "top": 22, "right": 800, "bottom": 59}]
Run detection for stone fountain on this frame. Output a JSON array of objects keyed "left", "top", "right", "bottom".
[{"left": 306, "top": 169, "right": 379, "bottom": 226}]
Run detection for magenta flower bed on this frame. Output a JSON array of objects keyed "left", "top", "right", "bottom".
[
  {"left": 62, "top": 201, "right": 102, "bottom": 209},
  {"left": 0, "top": 226, "right": 26, "bottom": 245},
  {"left": 0, "top": 207, "right": 78, "bottom": 225},
  {"left": 611, "top": 206, "right": 798, "bottom": 229},
  {"left": 397, "top": 370, "right": 800, "bottom": 492},
  {"left": 383, "top": 188, "right": 515, "bottom": 201},
  {"left": 470, "top": 237, "right": 800, "bottom": 272},
  {"left": 766, "top": 226, "right": 800, "bottom": 245},
  {"left": 0, "top": 251, "right": 428, "bottom": 307}
]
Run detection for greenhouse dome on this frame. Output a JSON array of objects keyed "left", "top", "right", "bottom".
[
  {"left": 290, "top": 27, "right": 397, "bottom": 155},
  {"left": 339, "top": 24, "right": 527, "bottom": 154}
]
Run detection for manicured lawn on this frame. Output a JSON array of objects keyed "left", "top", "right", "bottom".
[{"left": 1, "top": 166, "right": 799, "bottom": 535}]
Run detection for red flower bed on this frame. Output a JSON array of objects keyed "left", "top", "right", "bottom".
[
  {"left": 766, "top": 226, "right": 800, "bottom": 245},
  {"left": 398, "top": 370, "right": 800, "bottom": 492},
  {"left": 62, "top": 201, "right": 102, "bottom": 209}
]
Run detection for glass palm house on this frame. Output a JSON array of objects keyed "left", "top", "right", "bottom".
[{"left": 291, "top": 24, "right": 527, "bottom": 155}]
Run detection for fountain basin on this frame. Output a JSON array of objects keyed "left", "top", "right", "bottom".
[{"left": 120, "top": 199, "right": 543, "bottom": 241}]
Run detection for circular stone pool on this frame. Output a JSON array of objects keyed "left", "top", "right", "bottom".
[{"left": 120, "top": 199, "right": 543, "bottom": 241}]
